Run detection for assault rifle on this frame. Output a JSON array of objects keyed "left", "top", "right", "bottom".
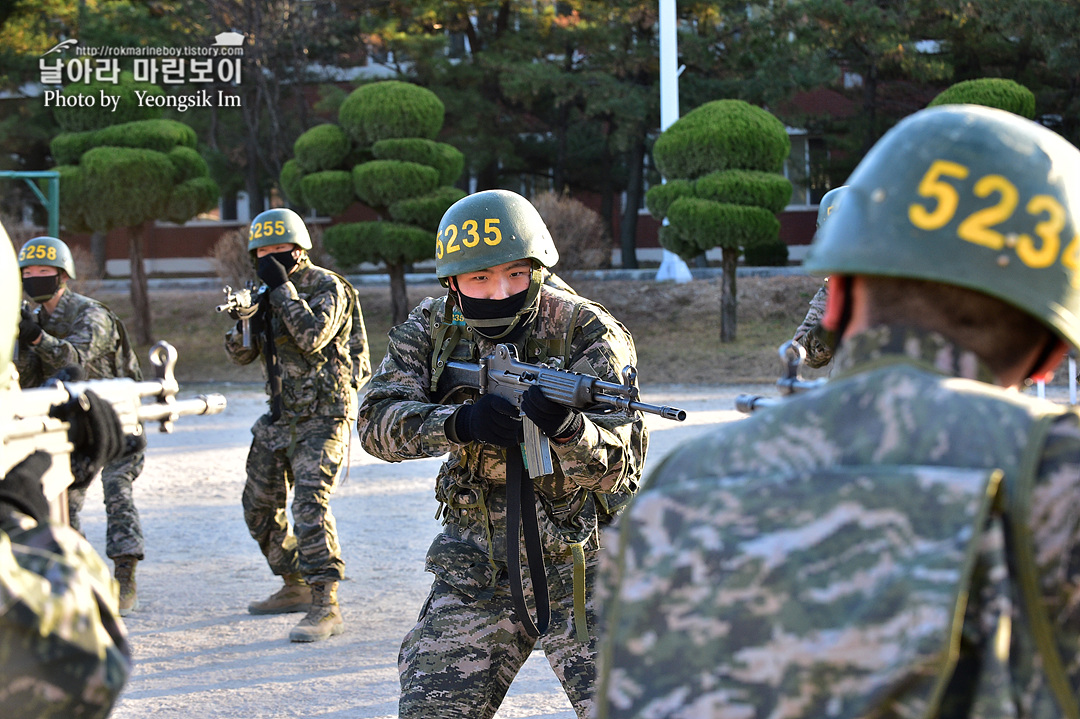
[
  {"left": 216, "top": 282, "right": 266, "bottom": 348},
  {"left": 440, "top": 343, "right": 686, "bottom": 479},
  {"left": 1, "top": 341, "right": 227, "bottom": 524},
  {"left": 735, "top": 340, "right": 827, "bottom": 413}
]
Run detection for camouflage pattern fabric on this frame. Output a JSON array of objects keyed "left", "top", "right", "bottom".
[
  {"left": 0, "top": 510, "right": 131, "bottom": 719},
  {"left": 15, "top": 288, "right": 144, "bottom": 555},
  {"left": 15, "top": 288, "right": 142, "bottom": 386},
  {"left": 242, "top": 414, "right": 348, "bottom": 583},
  {"left": 791, "top": 281, "right": 833, "bottom": 369},
  {"left": 226, "top": 256, "right": 358, "bottom": 585},
  {"left": 225, "top": 257, "right": 359, "bottom": 421},
  {"left": 594, "top": 325, "right": 1080, "bottom": 719},
  {"left": 357, "top": 285, "right": 648, "bottom": 719},
  {"left": 67, "top": 452, "right": 145, "bottom": 559}
]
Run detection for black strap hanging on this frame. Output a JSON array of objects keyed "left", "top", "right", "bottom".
[
  {"left": 261, "top": 297, "right": 283, "bottom": 423},
  {"left": 506, "top": 447, "right": 550, "bottom": 637}
]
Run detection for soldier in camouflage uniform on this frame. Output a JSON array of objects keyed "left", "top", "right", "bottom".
[
  {"left": 15, "top": 236, "right": 146, "bottom": 616},
  {"left": 594, "top": 105, "right": 1080, "bottom": 718},
  {"left": 356, "top": 189, "right": 647, "bottom": 719},
  {"left": 790, "top": 186, "right": 846, "bottom": 369},
  {"left": 0, "top": 227, "right": 131, "bottom": 719},
  {"left": 225, "top": 208, "right": 370, "bottom": 643}
]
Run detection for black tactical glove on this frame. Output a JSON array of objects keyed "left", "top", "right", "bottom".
[
  {"left": 257, "top": 255, "right": 290, "bottom": 289},
  {"left": 18, "top": 306, "right": 42, "bottom": 345},
  {"left": 49, "top": 389, "right": 135, "bottom": 490},
  {"left": 520, "top": 384, "right": 583, "bottom": 441},
  {"left": 452, "top": 394, "right": 522, "bottom": 447},
  {"left": 0, "top": 452, "right": 51, "bottom": 523}
]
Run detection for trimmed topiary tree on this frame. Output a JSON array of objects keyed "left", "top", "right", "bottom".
[
  {"left": 647, "top": 99, "right": 792, "bottom": 342},
  {"left": 283, "top": 80, "right": 465, "bottom": 324},
  {"left": 928, "top": 78, "right": 1037, "bottom": 119},
  {"left": 48, "top": 73, "right": 220, "bottom": 344}
]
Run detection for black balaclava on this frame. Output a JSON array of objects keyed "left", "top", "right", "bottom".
[
  {"left": 23, "top": 274, "right": 63, "bottom": 303},
  {"left": 452, "top": 267, "right": 543, "bottom": 340}
]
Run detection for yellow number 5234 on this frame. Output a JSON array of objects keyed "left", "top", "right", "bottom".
[{"left": 908, "top": 159, "right": 1080, "bottom": 273}]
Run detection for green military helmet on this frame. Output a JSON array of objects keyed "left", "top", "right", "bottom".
[
  {"left": 435, "top": 189, "right": 559, "bottom": 281},
  {"left": 248, "top": 208, "right": 312, "bottom": 253},
  {"left": 805, "top": 104, "right": 1080, "bottom": 350},
  {"left": 0, "top": 223, "right": 21, "bottom": 391},
  {"left": 816, "top": 186, "right": 848, "bottom": 229},
  {"left": 17, "top": 235, "right": 76, "bottom": 279}
]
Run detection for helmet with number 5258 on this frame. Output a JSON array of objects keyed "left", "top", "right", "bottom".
[
  {"left": 247, "top": 208, "right": 312, "bottom": 253},
  {"left": 17, "top": 236, "right": 77, "bottom": 279},
  {"left": 435, "top": 190, "right": 559, "bottom": 282},
  {"left": 805, "top": 104, "right": 1080, "bottom": 350}
]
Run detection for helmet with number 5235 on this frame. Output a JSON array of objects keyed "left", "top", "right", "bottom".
[
  {"left": 435, "top": 190, "right": 559, "bottom": 283},
  {"left": 247, "top": 208, "right": 312, "bottom": 253},
  {"left": 17, "top": 235, "right": 77, "bottom": 279},
  {"left": 805, "top": 104, "right": 1080, "bottom": 350}
]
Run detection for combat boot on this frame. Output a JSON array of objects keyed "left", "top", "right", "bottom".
[
  {"left": 248, "top": 573, "right": 312, "bottom": 615},
  {"left": 113, "top": 556, "right": 139, "bottom": 616},
  {"left": 289, "top": 581, "right": 344, "bottom": 642}
]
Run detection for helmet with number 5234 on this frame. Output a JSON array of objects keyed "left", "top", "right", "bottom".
[
  {"left": 17, "top": 235, "right": 77, "bottom": 279},
  {"left": 435, "top": 190, "right": 559, "bottom": 283},
  {"left": 247, "top": 208, "right": 312, "bottom": 253},
  {"left": 805, "top": 104, "right": 1080, "bottom": 350}
]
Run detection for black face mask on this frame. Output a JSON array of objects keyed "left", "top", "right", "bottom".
[
  {"left": 269, "top": 249, "right": 299, "bottom": 273},
  {"left": 23, "top": 274, "right": 62, "bottom": 303},
  {"left": 457, "top": 287, "right": 530, "bottom": 339}
]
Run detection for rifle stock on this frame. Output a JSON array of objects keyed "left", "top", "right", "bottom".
[
  {"left": 442, "top": 343, "right": 686, "bottom": 478},
  {"left": 1, "top": 341, "right": 227, "bottom": 523}
]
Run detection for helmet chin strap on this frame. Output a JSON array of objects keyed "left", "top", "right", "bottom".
[{"left": 451, "top": 267, "right": 543, "bottom": 340}]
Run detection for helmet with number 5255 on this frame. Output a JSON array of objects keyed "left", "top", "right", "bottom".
[
  {"left": 805, "top": 104, "right": 1080, "bottom": 350},
  {"left": 435, "top": 190, "right": 559, "bottom": 283},
  {"left": 17, "top": 236, "right": 77, "bottom": 279},
  {"left": 247, "top": 208, "right": 312, "bottom": 253}
]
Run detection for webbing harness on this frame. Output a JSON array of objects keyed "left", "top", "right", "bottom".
[{"left": 430, "top": 291, "right": 592, "bottom": 642}]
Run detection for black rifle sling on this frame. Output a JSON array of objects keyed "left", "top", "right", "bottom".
[
  {"left": 261, "top": 296, "right": 283, "bottom": 422},
  {"left": 506, "top": 446, "right": 550, "bottom": 637}
]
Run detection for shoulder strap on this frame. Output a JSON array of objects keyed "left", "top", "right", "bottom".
[
  {"left": 1008, "top": 407, "right": 1080, "bottom": 719},
  {"left": 325, "top": 270, "right": 371, "bottom": 388},
  {"left": 430, "top": 297, "right": 464, "bottom": 389},
  {"left": 104, "top": 306, "right": 141, "bottom": 381}
]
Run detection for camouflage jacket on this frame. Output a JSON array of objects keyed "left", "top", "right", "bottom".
[
  {"left": 356, "top": 286, "right": 648, "bottom": 581},
  {"left": 0, "top": 510, "right": 130, "bottom": 719},
  {"left": 16, "top": 289, "right": 142, "bottom": 387},
  {"left": 225, "top": 257, "right": 360, "bottom": 421},
  {"left": 595, "top": 326, "right": 1080, "bottom": 719}
]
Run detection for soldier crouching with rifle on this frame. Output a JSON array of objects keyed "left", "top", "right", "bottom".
[
  {"left": 356, "top": 190, "right": 660, "bottom": 719},
  {"left": 15, "top": 235, "right": 147, "bottom": 616}
]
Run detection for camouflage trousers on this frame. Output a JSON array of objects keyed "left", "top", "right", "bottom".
[
  {"left": 242, "top": 413, "right": 349, "bottom": 585},
  {"left": 398, "top": 554, "right": 600, "bottom": 719},
  {"left": 68, "top": 451, "right": 145, "bottom": 559}
]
